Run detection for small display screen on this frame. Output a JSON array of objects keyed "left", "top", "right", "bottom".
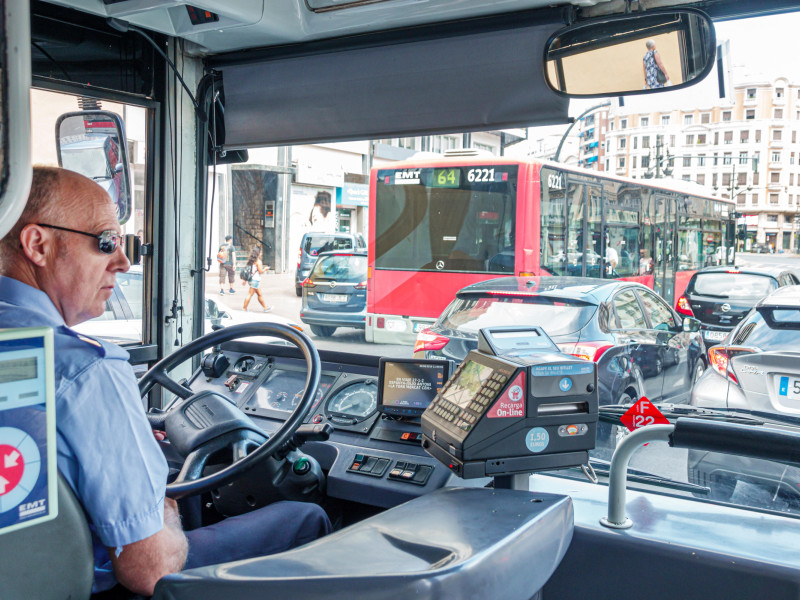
[
  {"left": 430, "top": 168, "right": 461, "bottom": 188},
  {"left": 379, "top": 359, "right": 451, "bottom": 416},
  {"left": 440, "top": 360, "right": 495, "bottom": 410},
  {"left": 0, "top": 357, "right": 37, "bottom": 384}
]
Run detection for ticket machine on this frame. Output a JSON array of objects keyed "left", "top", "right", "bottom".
[{"left": 421, "top": 326, "right": 599, "bottom": 486}]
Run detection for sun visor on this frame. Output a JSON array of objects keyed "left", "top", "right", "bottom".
[{"left": 218, "top": 22, "right": 569, "bottom": 148}]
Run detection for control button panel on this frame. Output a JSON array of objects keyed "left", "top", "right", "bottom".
[
  {"left": 387, "top": 461, "right": 433, "bottom": 486},
  {"left": 346, "top": 454, "right": 390, "bottom": 478}
]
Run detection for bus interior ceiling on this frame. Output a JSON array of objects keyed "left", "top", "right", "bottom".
[{"left": 13, "top": 1, "right": 800, "bottom": 599}]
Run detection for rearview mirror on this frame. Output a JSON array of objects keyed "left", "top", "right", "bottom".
[
  {"left": 55, "top": 110, "right": 132, "bottom": 225},
  {"left": 544, "top": 9, "right": 716, "bottom": 97}
]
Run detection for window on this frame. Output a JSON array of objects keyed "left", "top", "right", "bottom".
[
  {"left": 724, "top": 131, "right": 733, "bottom": 144},
  {"left": 746, "top": 109, "right": 755, "bottom": 120},
  {"left": 641, "top": 155, "right": 650, "bottom": 169},
  {"left": 737, "top": 194, "right": 745, "bottom": 205},
  {"left": 714, "top": 132, "right": 719, "bottom": 145},
  {"left": 794, "top": 131, "right": 797, "bottom": 144},
  {"left": 775, "top": 108, "right": 784, "bottom": 119},
  {"left": 684, "top": 114, "right": 694, "bottom": 125},
  {"left": 738, "top": 172, "right": 747, "bottom": 185},
  {"left": 773, "top": 129, "right": 783, "bottom": 141},
  {"left": 619, "top": 138, "right": 627, "bottom": 149},
  {"left": 722, "top": 111, "right": 732, "bottom": 121},
  {"left": 723, "top": 153, "right": 732, "bottom": 165},
  {"left": 610, "top": 121, "right": 615, "bottom": 131},
  {"left": 696, "top": 174, "right": 706, "bottom": 185},
  {"left": 620, "top": 119, "right": 627, "bottom": 129},
  {"left": 618, "top": 157, "right": 626, "bottom": 168},
  {"left": 474, "top": 142, "right": 494, "bottom": 153},
  {"left": 751, "top": 193, "right": 758, "bottom": 204},
  {"left": 772, "top": 152, "right": 781, "bottom": 162},
  {"left": 768, "top": 214, "right": 778, "bottom": 222},
  {"left": 739, "top": 152, "right": 748, "bottom": 165},
  {"left": 661, "top": 115, "right": 670, "bottom": 126},
  {"left": 642, "top": 136, "right": 650, "bottom": 149},
  {"left": 640, "top": 117, "right": 649, "bottom": 127},
  {"left": 740, "top": 130, "right": 749, "bottom": 143},
  {"left": 686, "top": 134, "right": 695, "bottom": 145},
  {"left": 747, "top": 88, "right": 756, "bottom": 99},
  {"left": 713, "top": 153, "right": 719, "bottom": 166},
  {"left": 670, "top": 135, "right": 676, "bottom": 147},
  {"left": 698, "top": 155, "right": 706, "bottom": 166},
  {"left": 776, "top": 87, "right": 784, "bottom": 98},
  {"left": 682, "top": 175, "right": 691, "bottom": 182},
  {"left": 698, "top": 134, "right": 707, "bottom": 144},
  {"left": 770, "top": 194, "right": 779, "bottom": 205},
  {"left": 755, "top": 130, "right": 761, "bottom": 142},
  {"left": 712, "top": 173, "right": 718, "bottom": 187},
  {"left": 722, "top": 173, "right": 731, "bottom": 186},
  {"left": 633, "top": 137, "right": 638, "bottom": 150},
  {"left": 683, "top": 157, "right": 692, "bottom": 167},
  {"left": 632, "top": 156, "right": 637, "bottom": 169},
  {"left": 753, "top": 171, "right": 760, "bottom": 185},
  {"left": 792, "top": 153, "right": 796, "bottom": 165},
  {"left": 771, "top": 172, "right": 780, "bottom": 183},
  {"left": 613, "top": 290, "right": 647, "bottom": 329},
  {"left": 701, "top": 113, "right": 710, "bottom": 124},
  {"left": 791, "top": 174, "right": 795, "bottom": 186}
]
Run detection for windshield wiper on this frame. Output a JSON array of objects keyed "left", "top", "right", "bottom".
[
  {"left": 598, "top": 403, "right": 767, "bottom": 426},
  {"left": 586, "top": 458, "right": 710, "bottom": 494},
  {"left": 697, "top": 292, "right": 729, "bottom": 298}
]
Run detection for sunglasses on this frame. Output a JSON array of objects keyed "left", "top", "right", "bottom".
[{"left": 37, "top": 224, "right": 122, "bottom": 255}]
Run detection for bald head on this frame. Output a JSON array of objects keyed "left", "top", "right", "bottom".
[{"left": 0, "top": 167, "right": 99, "bottom": 271}]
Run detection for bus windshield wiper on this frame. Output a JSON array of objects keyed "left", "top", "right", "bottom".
[
  {"left": 598, "top": 403, "right": 766, "bottom": 426},
  {"left": 585, "top": 458, "right": 710, "bottom": 494},
  {"left": 698, "top": 292, "right": 729, "bottom": 298}
]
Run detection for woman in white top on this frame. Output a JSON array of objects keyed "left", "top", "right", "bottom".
[{"left": 242, "top": 246, "right": 272, "bottom": 312}]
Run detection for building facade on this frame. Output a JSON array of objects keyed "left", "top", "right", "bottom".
[{"left": 601, "top": 78, "right": 800, "bottom": 252}]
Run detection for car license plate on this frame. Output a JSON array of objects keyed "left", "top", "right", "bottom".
[
  {"left": 778, "top": 376, "right": 800, "bottom": 401},
  {"left": 703, "top": 330, "right": 727, "bottom": 341},
  {"left": 320, "top": 293, "right": 348, "bottom": 303},
  {"left": 413, "top": 322, "right": 427, "bottom": 333}
]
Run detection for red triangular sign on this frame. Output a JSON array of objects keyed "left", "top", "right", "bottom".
[{"left": 619, "top": 397, "right": 670, "bottom": 432}]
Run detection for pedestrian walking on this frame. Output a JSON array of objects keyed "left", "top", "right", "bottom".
[
  {"left": 242, "top": 247, "right": 272, "bottom": 312},
  {"left": 218, "top": 235, "right": 236, "bottom": 295}
]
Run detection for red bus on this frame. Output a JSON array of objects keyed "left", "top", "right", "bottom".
[{"left": 366, "top": 154, "right": 736, "bottom": 344}]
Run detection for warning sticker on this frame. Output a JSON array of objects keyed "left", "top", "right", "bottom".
[
  {"left": 531, "top": 364, "right": 593, "bottom": 377},
  {"left": 487, "top": 372, "right": 525, "bottom": 419}
]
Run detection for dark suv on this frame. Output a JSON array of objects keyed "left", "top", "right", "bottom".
[
  {"left": 295, "top": 232, "right": 366, "bottom": 296},
  {"left": 676, "top": 266, "right": 799, "bottom": 345}
]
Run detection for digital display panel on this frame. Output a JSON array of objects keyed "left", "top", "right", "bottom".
[
  {"left": 246, "top": 369, "right": 335, "bottom": 415},
  {"left": 378, "top": 359, "right": 451, "bottom": 416},
  {"left": 430, "top": 168, "right": 461, "bottom": 188},
  {"left": 440, "top": 360, "right": 495, "bottom": 410},
  {"left": 0, "top": 357, "right": 37, "bottom": 384}
]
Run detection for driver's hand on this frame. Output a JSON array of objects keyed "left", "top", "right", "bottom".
[{"left": 153, "top": 430, "right": 167, "bottom": 441}]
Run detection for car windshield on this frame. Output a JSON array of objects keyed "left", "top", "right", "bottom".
[
  {"left": 690, "top": 273, "right": 776, "bottom": 299},
  {"left": 732, "top": 308, "right": 800, "bottom": 350},
  {"left": 305, "top": 237, "right": 354, "bottom": 256},
  {"left": 438, "top": 296, "right": 597, "bottom": 336},
  {"left": 311, "top": 255, "right": 367, "bottom": 282}
]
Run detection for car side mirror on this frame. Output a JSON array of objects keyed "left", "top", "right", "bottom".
[
  {"left": 55, "top": 110, "right": 132, "bottom": 225},
  {"left": 219, "top": 311, "right": 231, "bottom": 320},
  {"left": 683, "top": 317, "right": 702, "bottom": 332},
  {"left": 544, "top": 8, "right": 716, "bottom": 97}
]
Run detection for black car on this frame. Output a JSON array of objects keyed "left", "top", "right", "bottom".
[
  {"left": 675, "top": 266, "right": 799, "bottom": 345},
  {"left": 299, "top": 250, "right": 367, "bottom": 337},
  {"left": 414, "top": 276, "right": 706, "bottom": 406}
]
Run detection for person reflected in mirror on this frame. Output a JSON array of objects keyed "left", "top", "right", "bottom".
[
  {"left": 604, "top": 233, "right": 619, "bottom": 276},
  {"left": 218, "top": 234, "right": 236, "bottom": 295},
  {"left": 242, "top": 246, "right": 272, "bottom": 312},
  {"left": 643, "top": 39, "right": 669, "bottom": 89},
  {"left": 639, "top": 248, "right": 654, "bottom": 275},
  {"left": 0, "top": 167, "right": 329, "bottom": 596}
]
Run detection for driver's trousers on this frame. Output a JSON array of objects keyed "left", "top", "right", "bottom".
[{"left": 184, "top": 501, "right": 332, "bottom": 569}]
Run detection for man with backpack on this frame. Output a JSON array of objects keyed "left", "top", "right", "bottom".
[{"left": 218, "top": 234, "right": 236, "bottom": 294}]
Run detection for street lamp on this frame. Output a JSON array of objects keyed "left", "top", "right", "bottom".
[{"left": 553, "top": 101, "right": 611, "bottom": 163}]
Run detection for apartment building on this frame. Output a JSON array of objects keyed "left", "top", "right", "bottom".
[{"left": 602, "top": 78, "right": 800, "bottom": 252}]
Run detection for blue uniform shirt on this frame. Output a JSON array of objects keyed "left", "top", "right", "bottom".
[{"left": 0, "top": 276, "right": 168, "bottom": 592}]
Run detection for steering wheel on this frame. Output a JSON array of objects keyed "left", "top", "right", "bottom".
[{"left": 139, "top": 323, "right": 320, "bottom": 499}]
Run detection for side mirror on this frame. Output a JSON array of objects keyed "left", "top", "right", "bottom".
[
  {"left": 544, "top": 9, "right": 716, "bottom": 97},
  {"left": 219, "top": 311, "right": 231, "bottom": 320},
  {"left": 55, "top": 110, "right": 132, "bottom": 225},
  {"left": 683, "top": 317, "right": 702, "bottom": 333}
]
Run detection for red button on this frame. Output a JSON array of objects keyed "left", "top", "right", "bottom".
[{"left": 312, "top": 415, "right": 323, "bottom": 423}]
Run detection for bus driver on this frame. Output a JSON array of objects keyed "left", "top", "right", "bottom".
[{"left": 0, "top": 167, "right": 331, "bottom": 596}]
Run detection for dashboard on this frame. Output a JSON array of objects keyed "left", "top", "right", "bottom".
[{"left": 186, "top": 341, "right": 468, "bottom": 510}]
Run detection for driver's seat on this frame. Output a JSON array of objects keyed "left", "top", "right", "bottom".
[{"left": 0, "top": 473, "right": 94, "bottom": 600}]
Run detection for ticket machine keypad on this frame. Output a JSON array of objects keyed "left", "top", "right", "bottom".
[{"left": 430, "top": 371, "right": 509, "bottom": 433}]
